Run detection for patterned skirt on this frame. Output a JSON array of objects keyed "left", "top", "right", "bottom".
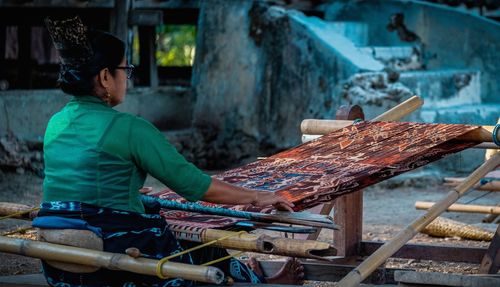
[{"left": 33, "top": 201, "right": 265, "bottom": 287}]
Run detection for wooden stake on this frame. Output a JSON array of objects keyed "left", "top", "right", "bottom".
[
  {"left": 415, "top": 201, "right": 500, "bottom": 215},
  {"left": 0, "top": 236, "right": 224, "bottom": 284},
  {"left": 336, "top": 153, "right": 500, "bottom": 287}
]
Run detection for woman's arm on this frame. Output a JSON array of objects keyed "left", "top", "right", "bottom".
[
  {"left": 202, "top": 178, "right": 295, "bottom": 211},
  {"left": 127, "top": 117, "right": 294, "bottom": 211}
]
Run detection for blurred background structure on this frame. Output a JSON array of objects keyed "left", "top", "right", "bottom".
[{"left": 0, "top": 0, "right": 499, "bottom": 177}]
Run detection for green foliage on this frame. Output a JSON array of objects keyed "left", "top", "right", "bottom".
[{"left": 156, "top": 25, "right": 196, "bottom": 67}]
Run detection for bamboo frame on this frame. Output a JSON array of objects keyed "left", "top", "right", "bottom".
[
  {"left": 336, "top": 153, "right": 500, "bottom": 287},
  {"left": 0, "top": 206, "right": 337, "bottom": 261},
  {"left": 415, "top": 201, "right": 500, "bottom": 215},
  {"left": 305, "top": 96, "right": 424, "bottom": 247},
  {"left": 301, "top": 102, "right": 500, "bottom": 145},
  {"left": 0, "top": 236, "right": 224, "bottom": 284},
  {"left": 302, "top": 122, "right": 500, "bottom": 144}
]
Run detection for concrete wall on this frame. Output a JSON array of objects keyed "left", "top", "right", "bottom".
[
  {"left": 325, "top": 0, "right": 500, "bottom": 103},
  {"left": 191, "top": 0, "right": 384, "bottom": 162},
  {"left": 0, "top": 87, "right": 193, "bottom": 142}
]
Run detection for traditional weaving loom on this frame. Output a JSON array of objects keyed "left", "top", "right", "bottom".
[{"left": 1, "top": 96, "right": 499, "bottom": 285}]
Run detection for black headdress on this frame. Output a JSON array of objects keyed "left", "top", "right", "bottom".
[{"left": 44, "top": 16, "right": 94, "bottom": 70}]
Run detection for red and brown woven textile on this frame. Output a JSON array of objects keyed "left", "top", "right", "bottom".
[{"left": 156, "top": 121, "right": 479, "bottom": 227}]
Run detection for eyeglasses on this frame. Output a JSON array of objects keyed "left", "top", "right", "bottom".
[{"left": 114, "top": 65, "right": 134, "bottom": 79}]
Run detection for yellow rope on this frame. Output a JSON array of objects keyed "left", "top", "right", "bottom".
[
  {"left": 155, "top": 230, "right": 247, "bottom": 279},
  {"left": 0, "top": 207, "right": 39, "bottom": 220},
  {"left": 3, "top": 226, "right": 33, "bottom": 236},
  {"left": 0, "top": 207, "right": 39, "bottom": 236}
]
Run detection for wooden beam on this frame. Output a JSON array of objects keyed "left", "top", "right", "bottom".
[
  {"left": 132, "top": 0, "right": 200, "bottom": 9},
  {"left": 395, "top": 270, "right": 500, "bottom": 287},
  {"left": 254, "top": 260, "right": 403, "bottom": 284},
  {"left": 110, "top": 0, "right": 130, "bottom": 42},
  {"left": 360, "top": 241, "right": 488, "bottom": 264},
  {"left": 479, "top": 224, "right": 500, "bottom": 274},
  {"left": 0, "top": 0, "right": 114, "bottom": 8},
  {"left": 332, "top": 190, "right": 363, "bottom": 257},
  {"left": 129, "top": 9, "right": 163, "bottom": 26},
  {"left": 0, "top": 25, "right": 5, "bottom": 60},
  {"left": 17, "top": 24, "right": 32, "bottom": 89},
  {"left": 138, "top": 26, "right": 158, "bottom": 87}
]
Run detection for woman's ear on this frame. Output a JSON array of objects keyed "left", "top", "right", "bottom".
[{"left": 97, "top": 68, "right": 111, "bottom": 90}]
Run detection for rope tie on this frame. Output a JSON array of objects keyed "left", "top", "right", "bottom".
[
  {"left": 155, "top": 231, "right": 247, "bottom": 279},
  {"left": 493, "top": 124, "right": 500, "bottom": 147}
]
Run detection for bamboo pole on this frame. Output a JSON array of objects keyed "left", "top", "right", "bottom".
[
  {"left": 0, "top": 202, "right": 38, "bottom": 219},
  {"left": 302, "top": 122, "right": 500, "bottom": 144},
  {"left": 415, "top": 201, "right": 500, "bottom": 215},
  {"left": 371, "top": 96, "right": 424, "bottom": 122},
  {"left": 304, "top": 134, "right": 500, "bottom": 147},
  {"left": 443, "top": 178, "right": 500, "bottom": 191},
  {"left": 482, "top": 204, "right": 500, "bottom": 223},
  {"left": 0, "top": 236, "right": 224, "bottom": 284},
  {"left": 336, "top": 153, "right": 500, "bottom": 287},
  {"left": 202, "top": 229, "right": 336, "bottom": 260},
  {"left": 301, "top": 96, "right": 423, "bottom": 135}
]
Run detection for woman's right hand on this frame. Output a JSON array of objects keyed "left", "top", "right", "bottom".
[
  {"left": 251, "top": 191, "right": 295, "bottom": 212},
  {"left": 202, "top": 178, "right": 295, "bottom": 212}
]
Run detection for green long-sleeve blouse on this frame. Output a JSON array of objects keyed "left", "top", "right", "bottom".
[{"left": 42, "top": 95, "right": 211, "bottom": 213}]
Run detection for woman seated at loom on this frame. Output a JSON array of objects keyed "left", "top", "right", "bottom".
[{"left": 35, "top": 16, "right": 304, "bottom": 286}]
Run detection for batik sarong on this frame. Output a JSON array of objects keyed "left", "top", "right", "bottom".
[{"left": 33, "top": 201, "right": 264, "bottom": 287}]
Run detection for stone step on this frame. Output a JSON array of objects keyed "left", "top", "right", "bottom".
[
  {"left": 329, "top": 21, "right": 369, "bottom": 46},
  {"left": 420, "top": 103, "right": 500, "bottom": 126},
  {"left": 399, "top": 69, "right": 482, "bottom": 107},
  {"left": 359, "top": 46, "right": 423, "bottom": 71}
]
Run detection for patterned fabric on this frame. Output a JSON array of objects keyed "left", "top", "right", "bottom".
[
  {"left": 36, "top": 201, "right": 264, "bottom": 287},
  {"left": 156, "top": 121, "right": 479, "bottom": 227}
]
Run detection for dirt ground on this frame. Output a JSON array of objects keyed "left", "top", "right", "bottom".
[{"left": 0, "top": 170, "right": 498, "bottom": 283}]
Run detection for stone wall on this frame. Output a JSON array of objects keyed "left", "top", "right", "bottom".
[
  {"left": 190, "top": 0, "right": 383, "bottom": 167},
  {"left": 0, "top": 87, "right": 193, "bottom": 142}
]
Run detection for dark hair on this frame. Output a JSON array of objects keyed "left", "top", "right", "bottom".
[{"left": 58, "top": 30, "right": 125, "bottom": 96}]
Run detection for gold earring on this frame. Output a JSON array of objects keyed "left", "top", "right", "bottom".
[{"left": 105, "top": 92, "right": 111, "bottom": 103}]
